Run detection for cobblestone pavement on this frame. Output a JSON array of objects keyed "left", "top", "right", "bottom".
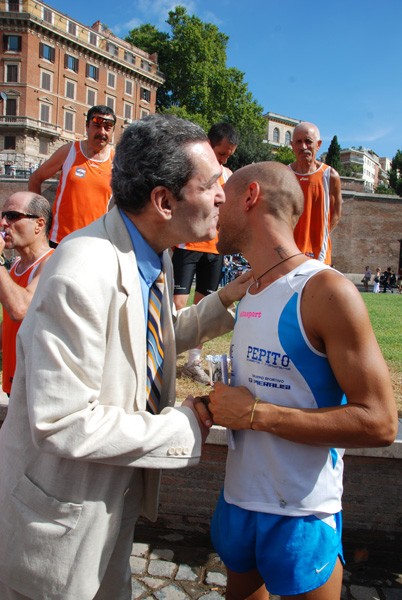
[{"left": 130, "top": 526, "right": 402, "bottom": 600}]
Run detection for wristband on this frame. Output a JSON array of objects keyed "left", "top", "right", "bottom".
[{"left": 250, "top": 397, "right": 260, "bottom": 429}]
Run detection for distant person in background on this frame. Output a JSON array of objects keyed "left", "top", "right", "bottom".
[
  {"left": 290, "top": 122, "right": 342, "bottom": 265},
  {"left": 361, "top": 265, "right": 371, "bottom": 291},
  {"left": 0, "top": 192, "right": 53, "bottom": 395},
  {"left": 373, "top": 267, "right": 381, "bottom": 293},
  {"left": 172, "top": 122, "right": 239, "bottom": 384},
  {"left": 381, "top": 267, "right": 393, "bottom": 293},
  {"left": 397, "top": 269, "right": 402, "bottom": 294},
  {"left": 29, "top": 105, "right": 115, "bottom": 247}
]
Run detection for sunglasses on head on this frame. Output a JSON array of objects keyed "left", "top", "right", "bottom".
[
  {"left": 1, "top": 211, "right": 39, "bottom": 222},
  {"left": 90, "top": 116, "right": 115, "bottom": 130}
]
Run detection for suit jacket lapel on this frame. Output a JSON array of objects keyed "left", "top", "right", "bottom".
[{"left": 104, "top": 207, "right": 147, "bottom": 410}]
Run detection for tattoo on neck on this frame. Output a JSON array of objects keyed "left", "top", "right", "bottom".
[{"left": 275, "top": 246, "right": 290, "bottom": 260}]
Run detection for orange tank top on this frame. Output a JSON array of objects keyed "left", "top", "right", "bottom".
[
  {"left": 291, "top": 163, "right": 332, "bottom": 264},
  {"left": 50, "top": 141, "right": 114, "bottom": 244},
  {"left": 2, "top": 249, "right": 54, "bottom": 394},
  {"left": 176, "top": 167, "right": 229, "bottom": 254}
]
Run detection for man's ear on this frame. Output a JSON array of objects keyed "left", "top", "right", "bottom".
[
  {"left": 150, "top": 186, "right": 175, "bottom": 220},
  {"left": 244, "top": 181, "right": 260, "bottom": 211},
  {"left": 36, "top": 216, "right": 46, "bottom": 234}
]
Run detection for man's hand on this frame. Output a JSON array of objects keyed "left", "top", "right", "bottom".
[
  {"left": 208, "top": 382, "right": 256, "bottom": 429},
  {"left": 218, "top": 269, "right": 253, "bottom": 307},
  {"left": 0, "top": 234, "right": 5, "bottom": 256},
  {"left": 182, "top": 395, "right": 212, "bottom": 444}
]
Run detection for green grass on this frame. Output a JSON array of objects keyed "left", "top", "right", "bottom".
[{"left": 362, "top": 292, "right": 402, "bottom": 368}]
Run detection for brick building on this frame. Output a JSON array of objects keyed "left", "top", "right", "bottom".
[{"left": 0, "top": 0, "right": 164, "bottom": 174}]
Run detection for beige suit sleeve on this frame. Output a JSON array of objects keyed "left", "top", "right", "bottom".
[{"left": 23, "top": 273, "right": 202, "bottom": 468}]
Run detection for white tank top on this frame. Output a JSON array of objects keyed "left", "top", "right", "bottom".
[{"left": 225, "top": 260, "right": 346, "bottom": 517}]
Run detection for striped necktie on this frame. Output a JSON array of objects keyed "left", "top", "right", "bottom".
[{"left": 146, "top": 271, "right": 164, "bottom": 414}]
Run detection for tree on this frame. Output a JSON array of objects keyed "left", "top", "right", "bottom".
[
  {"left": 126, "top": 7, "right": 265, "bottom": 136},
  {"left": 325, "top": 135, "right": 342, "bottom": 173},
  {"left": 375, "top": 184, "right": 395, "bottom": 195},
  {"left": 389, "top": 149, "right": 402, "bottom": 196},
  {"left": 273, "top": 145, "right": 295, "bottom": 165},
  {"left": 227, "top": 128, "right": 273, "bottom": 171}
]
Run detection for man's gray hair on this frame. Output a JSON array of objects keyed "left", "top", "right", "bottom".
[
  {"left": 27, "top": 194, "right": 52, "bottom": 238},
  {"left": 112, "top": 114, "right": 208, "bottom": 214}
]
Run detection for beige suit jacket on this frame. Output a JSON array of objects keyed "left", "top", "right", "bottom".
[{"left": 0, "top": 207, "right": 235, "bottom": 599}]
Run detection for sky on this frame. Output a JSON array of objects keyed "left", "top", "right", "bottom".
[{"left": 48, "top": 0, "right": 402, "bottom": 159}]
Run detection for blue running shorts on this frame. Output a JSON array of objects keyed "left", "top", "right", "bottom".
[{"left": 211, "top": 491, "right": 344, "bottom": 596}]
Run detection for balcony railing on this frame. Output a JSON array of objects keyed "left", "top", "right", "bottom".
[{"left": 0, "top": 115, "right": 61, "bottom": 135}]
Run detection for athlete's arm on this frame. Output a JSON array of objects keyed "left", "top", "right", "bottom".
[
  {"left": 0, "top": 252, "right": 52, "bottom": 321},
  {"left": 208, "top": 270, "right": 397, "bottom": 448},
  {"left": 28, "top": 143, "right": 72, "bottom": 193},
  {"left": 329, "top": 167, "right": 342, "bottom": 231}
]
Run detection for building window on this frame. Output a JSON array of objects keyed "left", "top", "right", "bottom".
[
  {"left": 65, "top": 54, "right": 79, "bottom": 73},
  {"left": 3, "top": 35, "right": 22, "bottom": 52},
  {"left": 64, "top": 112, "right": 74, "bottom": 132},
  {"left": 6, "top": 64, "right": 18, "bottom": 83},
  {"left": 68, "top": 21, "right": 77, "bottom": 36},
  {"left": 5, "top": 135, "right": 16, "bottom": 150},
  {"left": 86, "top": 64, "right": 99, "bottom": 81},
  {"left": 107, "top": 72, "right": 116, "bottom": 89},
  {"left": 43, "top": 7, "right": 53, "bottom": 24},
  {"left": 65, "top": 80, "right": 76, "bottom": 100},
  {"left": 41, "top": 71, "right": 51, "bottom": 91},
  {"left": 6, "top": 98, "right": 17, "bottom": 116},
  {"left": 124, "top": 103, "right": 132, "bottom": 120},
  {"left": 8, "top": 0, "right": 20, "bottom": 11},
  {"left": 40, "top": 104, "right": 50, "bottom": 123},
  {"left": 125, "top": 80, "right": 133, "bottom": 96},
  {"left": 285, "top": 131, "right": 291, "bottom": 145},
  {"left": 39, "top": 139, "right": 48, "bottom": 155},
  {"left": 106, "top": 96, "right": 115, "bottom": 111},
  {"left": 140, "top": 88, "right": 151, "bottom": 102},
  {"left": 89, "top": 31, "right": 97, "bottom": 46},
  {"left": 39, "top": 43, "right": 55, "bottom": 63},
  {"left": 124, "top": 51, "right": 136, "bottom": 65},
  {"left": 141, "top": 110, "right": 149, "bottom": 119},
  {"left": 273, "top": 128, "right": 280, "bottom": 143},
  {"left": 106, "top": 42, "right": 118, "bottom": 57},
  {"left": 87, "top": 88, "right": 96, "bottom": 106}
]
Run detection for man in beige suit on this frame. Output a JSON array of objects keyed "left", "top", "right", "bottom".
[{"left": 0, "top": 115, "right": 249, "bottom": 600}]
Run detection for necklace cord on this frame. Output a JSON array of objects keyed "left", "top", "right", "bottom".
[{"left": 253, "top": 252, "right": 303, "bottom": 289}]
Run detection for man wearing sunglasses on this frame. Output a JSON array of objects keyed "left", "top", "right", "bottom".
[
  {"left": 0, "top": 191, "right": 53, "bottom": 396},
  {"left": 29, "top": 105, "right": 116, "bottom": 247}
]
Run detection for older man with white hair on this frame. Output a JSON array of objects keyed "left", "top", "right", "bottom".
[{"left": 290, "top": 122, "right": 342, "bottom": 265}]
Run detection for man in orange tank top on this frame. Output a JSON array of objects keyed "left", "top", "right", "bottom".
[
  {"left": 0, "top": 192, "right": 54, "bottom": 394},
  {"left": 173, "top": 122, "right": 239, "bottom": 384},
  {"left": 289, "top": 122, "right": 342, "bottom": 265},
  {"left": 28, "top": 105, "right": 116, "bottom": 247}
]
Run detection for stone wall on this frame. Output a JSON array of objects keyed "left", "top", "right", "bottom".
[
  {"left": 0, "top": 178, "right": 58, "bottom": 208},
  {"left": 331, "top": 192, "right": 402, "bottom": 273}
]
